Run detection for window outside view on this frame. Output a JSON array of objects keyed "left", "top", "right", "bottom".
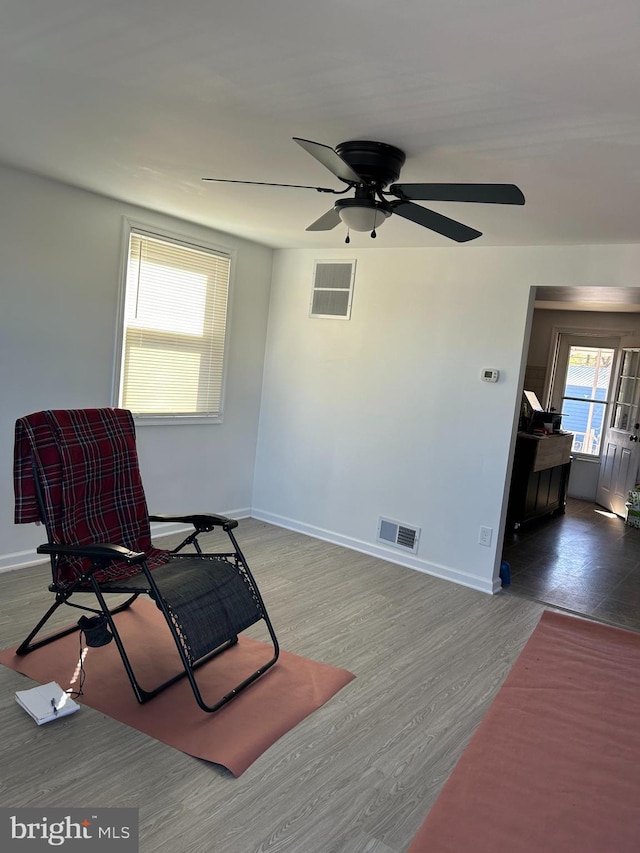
[{"left": 561, "top": 346, "right": 615, "bottom": 456}]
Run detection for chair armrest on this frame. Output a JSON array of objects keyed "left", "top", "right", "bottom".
[
  {"left": 149, "top": 513, "right": 238, "bottom": 532},
  {"left": 37, "top": 542, "right": 146, "bottom": 565}
]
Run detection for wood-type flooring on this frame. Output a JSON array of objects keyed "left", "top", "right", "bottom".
[
  {"left": 1, "top": 519, "right": 544, "bottom": 852},
  {"left": 503, "top": 497, "right": 640, "bottom": 633}
]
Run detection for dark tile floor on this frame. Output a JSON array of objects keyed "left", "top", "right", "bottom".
[{"left": 502, "top": 497, "right": 640, "bottom": 632}]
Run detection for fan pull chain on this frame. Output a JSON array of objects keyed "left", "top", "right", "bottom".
[{"left": 345, "top": 229, "right": 350, "bottom": 244}]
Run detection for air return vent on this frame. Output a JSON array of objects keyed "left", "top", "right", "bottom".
[
  {"left": 310, "top": 260, "right": 356, "bottom": 319},
  {"left": 377, "top": 517, "right": 420, "bottom": 554}
]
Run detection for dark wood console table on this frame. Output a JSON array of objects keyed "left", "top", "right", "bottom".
[{"left": 506, "top": 433, "right": 573, "bottom": 529}]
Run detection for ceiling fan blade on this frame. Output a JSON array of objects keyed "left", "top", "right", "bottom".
[
  {"left": 293, "top": 137, "right": 364, "bottom": 185},
  {"left": 305, "top": 206, "right": 342, "bottom": 232},
  {"left": 392, "top": 201, "right": 482, "bottom": 242},
  {"left": 389, "top": 183, "right": 525, "bottom": 205},
  {"left": 202, "top": 177, "right": 339, "bottom": 193}
]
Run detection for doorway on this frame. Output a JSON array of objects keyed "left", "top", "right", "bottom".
[{"left": 502, "top": 285, "right": 640, "bottom": 630}]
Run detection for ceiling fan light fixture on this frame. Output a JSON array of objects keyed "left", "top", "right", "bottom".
[
  {"left": 206, "top": 137, "right": 525, "bottom": 242},
  {"left": 336, "top": 198, "right": 391, "bottom": 232}
]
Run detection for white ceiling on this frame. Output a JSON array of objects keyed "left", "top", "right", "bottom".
[{"left": 2, "top": 0, "right": 640, "bottom": 249}]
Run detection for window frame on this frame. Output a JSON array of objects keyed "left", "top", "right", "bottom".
[
  {"left": 546, "top": 330, "right": 620, "bottom": 461},
  {"left": 112, "top": 219, "right": 236, "bottom": 425}
]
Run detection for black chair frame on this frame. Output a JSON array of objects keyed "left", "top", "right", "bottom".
[{"left": 16, "top": 468, "right": 279, "bottom": 713}]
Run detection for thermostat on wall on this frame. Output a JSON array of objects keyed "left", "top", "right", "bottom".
[{"left": 481, "top": 368, "right": 500, "bottom": 383}]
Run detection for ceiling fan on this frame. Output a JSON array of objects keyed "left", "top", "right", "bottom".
[{"left": 202, "top": 137, "right": 525, "bottom": 243}]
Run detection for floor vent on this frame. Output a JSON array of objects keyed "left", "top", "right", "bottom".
[{"left": 377, "top": 518, "right": 420, "bottom": 554}]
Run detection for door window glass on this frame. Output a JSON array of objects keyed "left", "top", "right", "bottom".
[{"left": 612, "top": 348, "right": 640, "bottom": 431}]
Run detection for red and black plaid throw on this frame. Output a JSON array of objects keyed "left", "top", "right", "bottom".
[{"left": 14, "top": 408, "right": 170, "bottom": 585}]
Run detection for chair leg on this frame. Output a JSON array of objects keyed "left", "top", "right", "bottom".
[
  {"left": 177, "top": 529, "right": 281, "bottom": 712},
  {"left": 156, "top": 586, "right": 280, "bottom": 713},
  {"left": 91, "top": 580, "right": 252, "bottom": 707},
  {"left": 90, "top": 570, "right": 280, "bottom": 713},
  {"left": 16, "top": 591, "right": 139, "bottom": 656},
  {"left": 226, "top": 526, "right": 281, "bottom": 658}
]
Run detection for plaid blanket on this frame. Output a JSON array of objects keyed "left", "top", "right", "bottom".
[{"left": 14, "top": 408, "right": 170, "bottom": 585}]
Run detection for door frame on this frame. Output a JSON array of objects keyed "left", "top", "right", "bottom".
[
  {"left": 595, "top": 337, "right": 640, "bottom": 514},
  {"left": 500, "top": 293, "right": 638, "bottom": 555},
  {"left": 542, "top": 327, "right": 628, "bottom": 416},
  {"left": 499, "top": 287, "right": 640, "bottom": 585}
]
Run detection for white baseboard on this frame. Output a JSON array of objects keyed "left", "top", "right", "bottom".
[
  {"left": 0, "top": 507, "right": 251, "bottom": 575},
  {"left": 250, "top": 508, "right": 498, "bottom": 595},
  {"left": 0, "top": 550, "right": 49, "bottom": 574}
]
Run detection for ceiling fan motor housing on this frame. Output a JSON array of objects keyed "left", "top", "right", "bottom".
[
  {"left": 208, "top": 136, "right": 524, "bottom": 241},
  {"left": 335, "top": 141, "right": 406, "bottom": 187}
]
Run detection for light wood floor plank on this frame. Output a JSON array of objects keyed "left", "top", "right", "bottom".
[{"left": 0, "top": 519, "right": 543, "bottom": 852}]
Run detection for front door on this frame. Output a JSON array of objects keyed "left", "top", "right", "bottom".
[{"left": 596, "top": 341, "right": 640, "bottom": 516}]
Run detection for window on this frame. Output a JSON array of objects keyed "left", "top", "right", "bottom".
[
  {"left": 553, "top": 340, "right": 616, "bottom": 456},
  {"left": 116, "top": 226, "right": 231, "bottom": 422}
]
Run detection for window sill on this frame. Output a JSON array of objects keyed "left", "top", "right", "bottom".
[
  {"left": 132, "top": 414, "right": 223, "bottom": 426},
  {"left": 570, "top": 453, "right": 601, "bottom": 463}
]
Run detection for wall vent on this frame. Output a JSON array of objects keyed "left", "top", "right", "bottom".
[
  {"left": 377, "top": 517, "right": 420, "bottom": 554},
  {"left": 310, "top": 260, "right": 356, "bottom": 319}
]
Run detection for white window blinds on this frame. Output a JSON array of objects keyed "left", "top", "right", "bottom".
[{"left": 119, "top": 229, "right": 231, "bottom": 419}]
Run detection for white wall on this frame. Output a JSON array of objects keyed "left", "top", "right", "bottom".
[
  {"left": 253, "top": 246, "right": 640, "bottom": 593},
  {"left": 527, "top": 308, "right": 640, "bottom": 370},
  {"left": 0, "top": 163, "right": 273, "bottom": 571},
  {"left": 5, "top": 160, "right": 640, "bottom": 595}
]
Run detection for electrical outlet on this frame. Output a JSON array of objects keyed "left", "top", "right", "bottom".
[{"left": 478, "top": 526, "right": 493, "bottom": 547}]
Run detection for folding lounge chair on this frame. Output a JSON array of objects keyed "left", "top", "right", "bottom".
[{"left": 13, "top": 407, "right": 279, "bottom": 712}]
